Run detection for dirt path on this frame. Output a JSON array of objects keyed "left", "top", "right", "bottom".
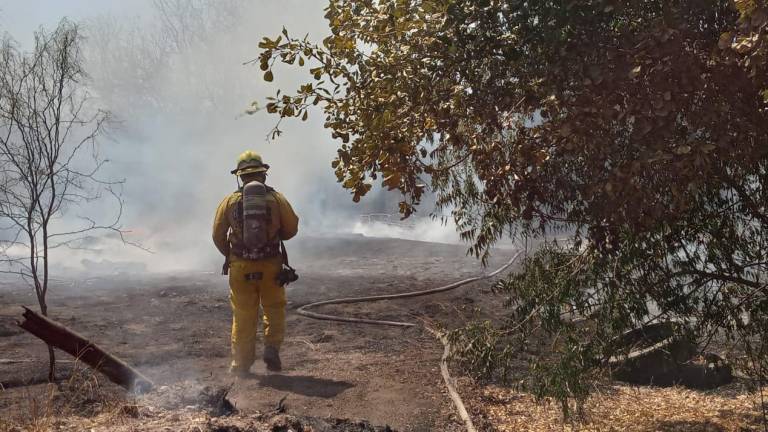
[{"left": 0, "top": 235, "right": 512, "bottom": 431}]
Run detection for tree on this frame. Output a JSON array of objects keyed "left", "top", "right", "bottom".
[
  {"left": 257, "top": 0, "right": 768, "bottom": 413},
  {"left": 0, "top": 20, "right": 124, "bottom": 382}
]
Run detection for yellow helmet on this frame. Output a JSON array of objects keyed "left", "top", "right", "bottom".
[{"left": 231, "top": 150, "right": 270, "bottom": 176}]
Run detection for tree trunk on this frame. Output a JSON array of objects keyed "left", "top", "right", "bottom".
[
  {"left": 17, "top": 307, "right": 153, "bottom": 393},
  {"left": 47, "top": 345, "right": 56, "bottom": 382},
  {"left": 38, "top": 293, "right": 56, "bottom": 383}
]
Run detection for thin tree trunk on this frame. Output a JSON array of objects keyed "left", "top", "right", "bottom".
[
  {"left": 47, "top": 345, "right": 55, "bottom": 382},
  {"left": 39, "top": 301, "right": 56, "bottom": 382},
  {"left": 43, "top": 214, "right": 54, "bottom": 382}
]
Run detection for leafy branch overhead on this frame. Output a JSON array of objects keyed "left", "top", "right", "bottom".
[
  {"left": 256, "top": 0, "right": 767, "bottom": 250},
  {"left": 257, "top": 0, "right": 768, "bottom": 411}
]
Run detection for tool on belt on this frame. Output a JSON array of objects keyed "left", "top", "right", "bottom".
[
  {"left": 222, "top": 241, "right": 298, "bottom": 286},
  {"left": 276, "top": 241, "right": 298, "bottom": 286},
  {"left": 222, "top": 255, "right": 231, "bottom": 275}
]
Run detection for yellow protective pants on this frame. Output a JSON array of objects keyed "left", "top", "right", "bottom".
[{"left": 228, "top": 256, "right": 285, "bottom": 372}]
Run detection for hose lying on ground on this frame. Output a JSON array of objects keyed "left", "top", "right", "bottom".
[
  {"left": 426, "top": 327, "right": 479, "bottom": 432},
  {"left": 295, "top": 250, "right": 523, "bottom": 432},
  {"left": 295, "top": 251, "right": 523, "bottom": 327}
]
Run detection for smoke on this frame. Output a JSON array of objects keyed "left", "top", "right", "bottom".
[
  {"left": 1, "top": 1, "right": 469, "bottom": 276},
  {"left": 73, "top": 0, "right": 347, "bottom": 272},
  {"left": 351, "top": 218, "right": 462, "bottom": 245}
]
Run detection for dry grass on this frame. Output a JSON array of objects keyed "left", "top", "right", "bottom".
[
  {"left": 0, "top": 383, "right": 57, "bottom": 432},
  {"left": 1, "top": 378, "right": 250, "bottom": 432},
  {"left": 475, "top": 383, "right": 766, "bottom": 431},
  {"left": 0, "top": 363, "right": 135, "bottom": 432},
  {"left": 3, "top": 362, "right": 766, "bottom": 431}
]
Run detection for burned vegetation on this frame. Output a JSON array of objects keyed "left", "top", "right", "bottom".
[{"left": 3, "top": 0, "right": 768, "bottom": 431}]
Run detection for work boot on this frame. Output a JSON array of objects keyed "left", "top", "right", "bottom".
[{"left": 263, "top": 345, "right": 282, "bottom": 372}]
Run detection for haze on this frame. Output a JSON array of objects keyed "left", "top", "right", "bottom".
[{"left": 0, "top": 1, "right": 461, "bottom": 275}]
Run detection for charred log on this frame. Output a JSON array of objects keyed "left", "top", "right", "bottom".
[{"left": 17, "top": 306, "right": 153, "bottom": 393}]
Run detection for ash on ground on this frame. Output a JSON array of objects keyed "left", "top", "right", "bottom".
[{"left": 114, "top": 381, "right": 396, "bottom": 432}]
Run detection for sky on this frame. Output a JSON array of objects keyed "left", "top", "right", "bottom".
[{"left": 0, "top": 1, "right": 462, "bottom": 275}]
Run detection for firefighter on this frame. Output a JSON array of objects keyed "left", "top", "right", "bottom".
[{"left": 212, "top": 151, "right": 299, "bottom": 375}]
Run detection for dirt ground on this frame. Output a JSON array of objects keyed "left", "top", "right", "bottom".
[
  {"left": 0, "top": 235, "right": 512, "bottom": 431},
  {"left": 1, "top": 235, "right": 763, "bottom": 431}
]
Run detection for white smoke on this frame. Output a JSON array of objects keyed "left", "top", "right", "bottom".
[
  {"left": 1, "top": 1, "right": 478, "bottom": 276},
  {"left": 352, "top": 217, "right": 462, "bottom": 245},
  {"left": 72, "top": 0, "right": 343, "bottom": 272}
]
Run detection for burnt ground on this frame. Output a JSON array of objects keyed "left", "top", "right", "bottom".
[{"left": 0, "top": 235, "right": 513, "bottom": 431}]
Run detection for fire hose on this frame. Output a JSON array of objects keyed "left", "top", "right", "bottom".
[{"left": 295, "top": 251, "right": 523, "bottom": 432}]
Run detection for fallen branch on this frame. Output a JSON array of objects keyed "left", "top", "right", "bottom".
[{"left": 17, "top": 306, "right": 153, "bottom": 393}]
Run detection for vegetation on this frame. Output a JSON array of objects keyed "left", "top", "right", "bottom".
[
  {"left": 0, "top": 20, "right": 124, "bottom": 381},
  {"left": 257, "top": 0, "right": 768, "bottom": 414}
]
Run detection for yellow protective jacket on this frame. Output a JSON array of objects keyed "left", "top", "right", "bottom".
[{"left": 212, "top": 187, "right": 299, "bottom": 260}]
